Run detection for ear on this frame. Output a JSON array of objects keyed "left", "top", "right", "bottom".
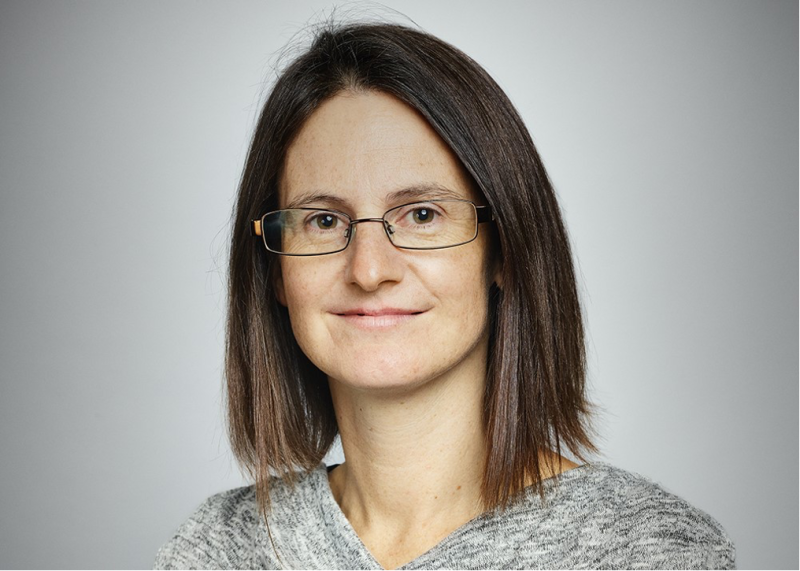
[
  {"left": 489, "top": 252, "right": 503, "bottom": 291},
  {"left": 492, "top": 256, "right": 503, "bottom": 290},
  {"left": 493, "top": 265, "right": 504, "bottom": 290},
  {"left": 271, "top": 261, "right": 288, "bottom": 307}
]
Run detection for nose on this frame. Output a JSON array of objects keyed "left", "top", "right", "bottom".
[{"left": 344, "top": 219, "right": 404, "bottom": 292}]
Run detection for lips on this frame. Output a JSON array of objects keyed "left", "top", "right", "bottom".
[
  {"left": 335, "top": 307, "right": 425, "bottom": 317},
  {"left": 332, "top": 307, "right": 428, "bottom": 330}
]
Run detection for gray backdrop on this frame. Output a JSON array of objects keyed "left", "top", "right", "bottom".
[{"left": 0, "top": 1, "right": 796, "bottom": 569}]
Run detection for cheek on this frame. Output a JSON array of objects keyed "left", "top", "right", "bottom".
[
  {"left": 279, "top": 262, "right": 331, "bottom": 340},
  {"left": 422, "top": 247, "right": 493, "bottom": 323},
  {"left": 280, "top": 258, "right": 329, "bottom": 303}
]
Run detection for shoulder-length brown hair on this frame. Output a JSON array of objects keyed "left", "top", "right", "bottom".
[{"left": 226, "top": 21, "right": 596, "bottom": 521}]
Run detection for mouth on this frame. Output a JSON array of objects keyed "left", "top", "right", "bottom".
[
  {"left": 332, "top": 308, "right": 428, "bottom": 329},
  {"left": 337, "top": 309, "right": 426, "bottom": 317}
]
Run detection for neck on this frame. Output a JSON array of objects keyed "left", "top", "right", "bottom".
[{"left": 326, "top": 352, "right": 487, "bottom": 550}]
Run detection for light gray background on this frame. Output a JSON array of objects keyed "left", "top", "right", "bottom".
[{"left": 0, "top": 1, "right": 796, "bottom": 569}]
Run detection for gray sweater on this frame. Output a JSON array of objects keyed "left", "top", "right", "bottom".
[{"left": 154, "top": 462, "right": 735, "bottom": 569}]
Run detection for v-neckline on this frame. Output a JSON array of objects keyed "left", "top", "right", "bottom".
[{"left": 317, "top": 462, "right": 594, "bottom": 570}]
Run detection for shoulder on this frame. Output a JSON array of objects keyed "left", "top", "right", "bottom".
[
  {"left": 153, "top": 468, "right": 324, "bottom": 570},
  {"left": 153, "top": 485, "right": 259, "bottom": 570},
  {"left": 545, "top": 462, "right": 737, "bottom": 569}
]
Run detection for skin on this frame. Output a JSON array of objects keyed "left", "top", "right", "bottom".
[{"left": 275, "top": 90, "right": 576, "bottom": 569}]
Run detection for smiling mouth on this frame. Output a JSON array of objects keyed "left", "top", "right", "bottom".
[
  {"left": 334, "top": 309, "right": 427, "bottom": 329},
  {"left": 341, "top": 311, "right": 425, "bottom": 317},
  {"left": 335, "top": 307, "right": 427, "bottom": 317}
]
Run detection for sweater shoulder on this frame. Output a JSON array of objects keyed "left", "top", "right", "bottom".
[
  {"left": 153, "top": 468, "right": 322, "bottom": 570},
  {"left": 562, "top": 463, "right": 737, "bottom": 569},
  {"left": 153, "top": 485, "right": 259, "bottom": 570}
]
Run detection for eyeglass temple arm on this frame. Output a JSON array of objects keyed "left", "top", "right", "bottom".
[{"left": 251, "top": 219, "right": 262, "bottom": 237}]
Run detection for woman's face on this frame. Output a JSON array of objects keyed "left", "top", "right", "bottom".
[{"left": 275, "top": 90, "right": 499, "bottom": 392}]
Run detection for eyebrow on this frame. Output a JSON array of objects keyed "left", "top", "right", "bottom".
[{"left": 284, "top": 183, "right": 466, "bottom": 210}]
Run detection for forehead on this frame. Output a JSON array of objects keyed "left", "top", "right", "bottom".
[{"left": 279, "top": 91, "right": 479, "bottom": 209}]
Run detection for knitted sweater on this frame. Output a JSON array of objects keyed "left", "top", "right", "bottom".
[{"left": 153, "top": 462, "right": 736, "bottom": 569}]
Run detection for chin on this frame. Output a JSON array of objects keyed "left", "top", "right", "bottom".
[
  {"left": 324, "top": 346, "right": 472, "bottom": 395},
  {"left": 327, "top": 361, "right": 430, "bottom": 393},
  {"left": 300, "top": 325, "right": 491, "bottom": 395},
  {"left": 329, "top": 372, "right": 435, "bottom": 395}
]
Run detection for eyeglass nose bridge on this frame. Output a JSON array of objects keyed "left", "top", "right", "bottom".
[{"left": 344, "top": 217, "right": 396, "bottom": 242}]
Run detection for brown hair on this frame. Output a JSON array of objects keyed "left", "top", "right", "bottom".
[{"left": 226, "top": 21, "right": 597, "bottom": 522}]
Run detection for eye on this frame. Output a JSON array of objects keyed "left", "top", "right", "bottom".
[
  {"left": 412, "top": 207, "right": 436, "bottom": 224},
  {"left": 313, "top": 213, "right": 339, "bottom": 229}
]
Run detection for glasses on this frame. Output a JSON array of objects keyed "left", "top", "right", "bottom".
[{"left": 250, "top": 199, "right": 493, "bottom": 256}]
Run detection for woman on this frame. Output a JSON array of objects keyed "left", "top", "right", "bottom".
[{"left": 155, "top": 22, "right": 735, "bottom": 570}]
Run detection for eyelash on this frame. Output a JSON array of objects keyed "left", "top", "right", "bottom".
[
  {"left": 304, "top": 211, "right": 348, "bottom": 231},
  {"left": 300, "top": 201, "right": 448, "bottom": 229},
  {"left": 393, "top": 204, "right": 443, "bottom": 225}
]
